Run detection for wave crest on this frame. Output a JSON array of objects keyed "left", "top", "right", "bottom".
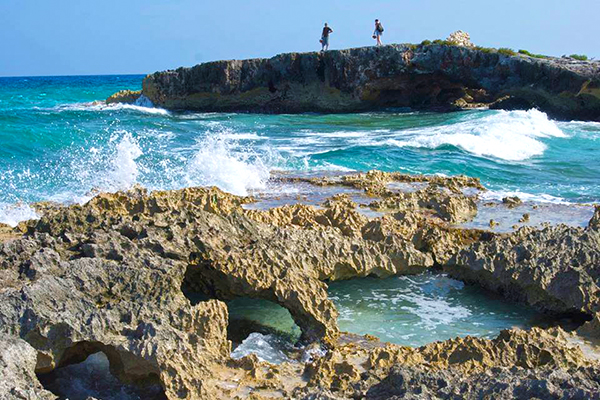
[{"left": 386, "top": 109, "right": 566, "bottom": 161}]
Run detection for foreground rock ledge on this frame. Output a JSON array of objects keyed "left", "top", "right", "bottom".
[
  {"left": 122, "top": 44, "right": 600, "bottom": 121},
  {"left": 0, "top": 173, "right": 599, "bottom": 399}
]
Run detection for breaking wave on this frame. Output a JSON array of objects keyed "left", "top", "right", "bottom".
[{"left": 384, "top": 109, "right": 566, "bottom": 161}]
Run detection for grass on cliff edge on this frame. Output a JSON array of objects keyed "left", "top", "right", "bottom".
[
  {"left": 518, "top": 49, "right": 548, "bottom": 59},
  {"left": 569, "top": 54, "right": 588, "bottom": 61},
  {"left": 418, "top": 40, "right": 556, "bottom": 60}
]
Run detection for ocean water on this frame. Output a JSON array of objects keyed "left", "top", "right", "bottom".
[
  {"left": 228, "top": 274, "right": 546, "bottom": 354},
  {"left": 1, "top": 75, "right": 600, "bottom": 226},
  {"left": 2, "top": 75, "right": 598, "bottom": 373}
]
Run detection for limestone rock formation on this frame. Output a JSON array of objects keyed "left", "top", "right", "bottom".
[
  {"left": 446, "top": 30, "right": 474, "bottom": 48},
  {"left": 1, "top": 173, "right": 600, "bottom": 399},
  {"left": 447, "top": 215, "right": 600, "bottom": 318},
  {"left": 106, "top": 89, "right": 141, "bottom": 104},
  {"left": 129, "top": 45, "right": 600, "bottom": 121},
  {"left": 0, "top": 335, "right": 55, "bottom": 400}
]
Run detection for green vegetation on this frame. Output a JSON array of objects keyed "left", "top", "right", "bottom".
[
  {"left": 518, "top": 49, "right": 548, "bottom": 59},
  {"left": 497, "top": 48, "right": 517, "bottom": 56},
  {"left": 420, "top": 39, "right": 432, "bottom": 46},
  {"left": 474, "top": 46, "right": 495, "bottom": 54},
  {"left": 569, "top": 54, "right": 588, "bottom": 61}
]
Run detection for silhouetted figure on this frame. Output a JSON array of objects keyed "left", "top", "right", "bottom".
[
  {"left": 321, "top": 23, "right": 333, "bottom": 51},
  {"left": 373, "top": 19, "right": 384, "bottom": 46}
]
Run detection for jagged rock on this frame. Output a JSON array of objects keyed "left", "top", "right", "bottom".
[
  {"left": 447, "top": 213, "right": 600, "bottom": 319},
  {"left": 366, "top": 365, "right": 600, "bottom": 400},
  {"left": 502, "top": 196, "right": 523, "bottom": 208},
  {"left": 589, "top": 205, "right": 600, "bottom": 230},
  {"left": 106, "top": 89, "right": 141, "bottom": 104},
  {"left": 131, "top": 45, "right": 600, "bottom": 121},
  {"left": 446, "top": 30, "right": 475, "bottom": 48},
  {"left": 0, "top": 335, "right": 55, "bottom": 400},
  {"left": 519, "top": 213, "right": 530, "bottom": 223},
  {"left": 294, "top": 328, "right": 595, "bottom": 399},
  {"left": 2, "top": 174, "right": 600, "bottom": 399}
]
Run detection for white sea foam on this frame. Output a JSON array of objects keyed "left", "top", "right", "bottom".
[
  {"left": 481, "top": 189, "right": 569, "bottom": 204},
  {"left": 185, "top": 135, "right": 270, "bottom": 196},
  {"left": 382, "top": 109, "right": 566, "bottom": 161},
  {"left": 105, "top": 132, "right": 143, "bottom": 191},
  {"left": 231, "top": 333, "right": 292, "bottom": 364},
  {"left": 55, "top": 100, "right": 170, "bottom": 116},
  {"left": 0, "top": 202, "right": 39, "bottom": 227}
]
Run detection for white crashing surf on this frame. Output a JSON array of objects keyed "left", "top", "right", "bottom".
[
  {"left": 105, "top": 132, "right": 144, "bottom": 192},
  {"left": 385, "top": 109, "right": 566, "bottom": 161},
  {"left": 185, "top": 134, "right": 270, "bottom": 196},
  {"left": 0, "top": 202, "right": 39, "bottom": 227},
  {"left": 481, "top": 189, "right": 569, "bottom": 204},
  {"left": 230, "top": 333, "right": 293, "bottom": 365},
  {"left": 55, "top": 96, "right": 170, "bottom": 116}
]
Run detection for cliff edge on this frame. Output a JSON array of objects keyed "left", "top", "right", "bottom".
[{"left": 133, "top": 44, "right": 600, "bottom": 121}]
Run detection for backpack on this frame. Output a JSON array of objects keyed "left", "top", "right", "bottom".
[{"left": 377, "top": 23, "right": 384, "bottom": 33}]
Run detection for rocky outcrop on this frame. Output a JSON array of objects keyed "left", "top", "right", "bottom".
[
  {"left": 447, "top": 215, "right": 600, "bottom": 319},
  {"left": 291, "top": 328, "right": 597, "bottom": 399},
  {"left": 136, "top": 44, "right": 600, "bottom": 121},
  {"left": 446, "top": 30, "right": 474, "bottom": 48},
  {"left": 1, "top": 173, "right": 599, "bottom": 399},
  {"left": 106, "top": 89, "right": 141, "bottom": 104},
  {"left": 0, "top": 335, "right": 55, "bottom": 400}
]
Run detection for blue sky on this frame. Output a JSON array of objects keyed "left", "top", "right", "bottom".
[{"left": 1, "top": 0, "right": 599, "bottom": 77}]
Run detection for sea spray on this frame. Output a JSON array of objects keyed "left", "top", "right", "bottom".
[
  {"left": 106, "top": 132, "right": 143, "bottom": 191},
  {"left": 0, "top": 202, "right": 38, "bottom": 227},
  {"left": 383, "top": 109, "right": 566, "bottom": 161},
  {"left": 185, "top": 134, "right": 270, "bottom": 196}
]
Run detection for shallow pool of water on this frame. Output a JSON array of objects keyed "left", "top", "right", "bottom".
[{"left": 228, "top": 273, "right": 548, "bottom": 349}]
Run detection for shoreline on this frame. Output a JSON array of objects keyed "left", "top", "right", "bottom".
[{"left": 2, "top": 169, "right": 600, "bottom": 398}]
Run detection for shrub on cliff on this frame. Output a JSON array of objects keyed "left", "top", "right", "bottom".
[
  {"left": 518, "top": 49, "right": 548, "bottom": 59},
  {"left": 474, "top": 46, "right": 495, "bottom": 54},
  {"left": 570, "top": 54, "right": 588, "bottom": 61},
  {"left": 421, "top": 39, "right": 432, "bottom": 46},
  {"left": 498, "top": 48, "right": 517, "bottom": 56}
]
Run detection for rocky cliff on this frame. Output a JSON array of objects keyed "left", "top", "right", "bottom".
[{"left": 133, "top": 44, "right": 600, "bottom": 121}]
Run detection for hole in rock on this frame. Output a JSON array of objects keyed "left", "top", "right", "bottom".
[
  {"left": 180, "top": 264, "right": 303, "bottom": 365},
  {"left": 227, "top": 297, "right": 302, "bottom": 364},
  {"left": 223, "top": 272, "right": 565, "bottom": 349},
  {"left": 37, "top": 351, "right": 167, "bottom": 400}
]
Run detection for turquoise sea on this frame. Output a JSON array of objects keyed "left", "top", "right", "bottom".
[
  {"left": 4, "top": 74, "right": 599, "bottom": 383},
  {"left": 1, "top": 75, "right": 600, "bottom": 227}
]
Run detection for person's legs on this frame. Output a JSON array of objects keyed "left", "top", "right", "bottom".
[{"left": 377, "top": 34, "right": 382, "bottom": 46}]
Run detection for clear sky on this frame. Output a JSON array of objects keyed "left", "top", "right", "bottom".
[{"left": 1, "top": 0, "right": 599, "bottom": 77}]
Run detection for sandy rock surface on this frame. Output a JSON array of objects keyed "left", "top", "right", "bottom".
[{"left": 0, "top": 172, "right": 599, "bottom": 399}]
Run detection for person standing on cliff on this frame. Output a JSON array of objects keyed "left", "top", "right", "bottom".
[
  {"left": 320, "top": 23, "right": 333, "bottom": 51},
  {"left": 373, "top": 19, "right": 384, "bottom": 46}
]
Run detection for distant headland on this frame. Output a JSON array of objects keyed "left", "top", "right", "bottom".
[{"left": 108, "top": 38, "right": 600, "bottom": 122}]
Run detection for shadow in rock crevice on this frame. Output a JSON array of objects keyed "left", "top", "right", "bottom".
[{"left": 36, "top": 342, "right": 167, "bottom": 400}]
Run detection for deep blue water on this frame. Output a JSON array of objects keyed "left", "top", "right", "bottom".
[{"left": 1, "top": 74, "right": 599, "bottom": 225}]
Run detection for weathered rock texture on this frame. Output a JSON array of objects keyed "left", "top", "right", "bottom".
[
  {"left": 138, "top": 44, "right": 600, "bottom": 121},
  {"left": 106, "top": 89, "right": 141, "bottom": 104},
  {"left": 1, "top": 173, "right": 599, "bottom": 399},
  {"left": 446, "top": 30, "right": 474, "bottom": 48},
  {"left": 447, "top": 206, "right": 600, "bottom": 320}
]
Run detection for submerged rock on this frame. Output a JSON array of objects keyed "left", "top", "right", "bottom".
[
  {"left": 130, "top": 45, "right": 600, "bottom": 121},
  {"left": 106, "top": 89, "right": 141, "bottom": 104}
]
